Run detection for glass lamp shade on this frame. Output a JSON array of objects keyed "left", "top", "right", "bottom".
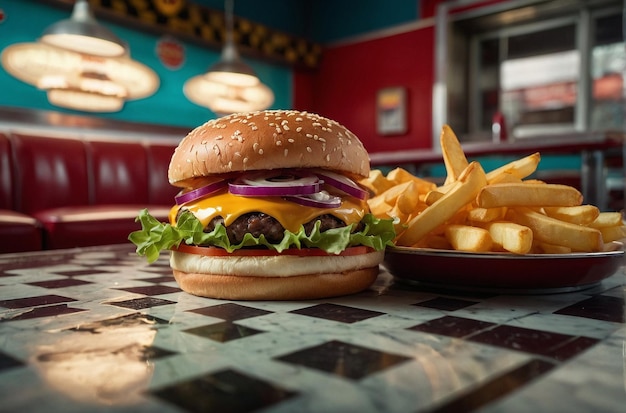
[
  {"left": 184, "top": 74, "right": 274, "bottom": 115},
  {"left": 1, "top": 42, "right": 159, "bottom": 112},
  {"left": 47, "top": 89, "right": 125, "bottom": 112},
  {"left": 40, "top": 0, "right": 126, "bottom": 57}
]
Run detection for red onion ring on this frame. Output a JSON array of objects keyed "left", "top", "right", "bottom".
[
  {"left": 175, "top": 179, "right": 228, "bottom": 205},
  {"left": 286, "top": 191, "right": 342, "bottom": 208},
  {"left": 313, "top": 169, "right": 368, "bottom": 200},
  {"left": 229, "top": 171, "right": 321, "bottom": 197}
]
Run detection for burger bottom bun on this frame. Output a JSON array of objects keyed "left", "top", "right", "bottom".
[
  {"left": 170, "top": 250, "right": 384, "bottom": 300},
  {"left": 172, "top": 267, "right": 379, "bottom": 300}
]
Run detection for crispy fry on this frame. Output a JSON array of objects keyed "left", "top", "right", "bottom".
[
  {"left": 444, "top": 225, "right": 492, "bottom": 252},
  {"left": 599, "top": 225, "right": 626, "bottom": 243},
  {"left": 477, "top": 183, "right": 582, "bottom": 208},
  {"left": 383, "top": 181, "right": 413, "bottom": 205},
  {"left": 441, "top": 124, "right": 469, "bottom": 185},
  {"left": 360, "top": 169, "right": 394, "bottom": 195},
  {"left": 367, "top": 194, "right": 392, "bottom": 217},
  {"left": 424, "top": 190, "right": 444, "bottom": 206},
  {"left": 467, "top": 207, "right": 506, "bottom": 223},
  {"left": 388, "top": 167, "right": 436, "bottom": 189},
  {"left": 511, "top": 207, "right": 603, "bottom": 252},
  {"left": 396, "top": 181, "right": 421, "bottom": 214},
  {"left": 543, "top": 205, "right": 600, "bottom": 225},
  {"left": 485, "top": 152, "right": 541, "bottom": 184},
  {"left": 484, "top": 221, "right": 533, "bottom": 254},
  {"left": 588, "top": 212, "right": 623, "bottom": 228},
  {"left": 396, "top": 162, "right": 487, "bottom": 246},
  {"left": 487, "top": 172, "right": 523, "bottom": 185}
]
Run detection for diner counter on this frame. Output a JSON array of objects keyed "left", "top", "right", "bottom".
[{"left": 0, "top": 244, "right": 625, "bottom": 412}]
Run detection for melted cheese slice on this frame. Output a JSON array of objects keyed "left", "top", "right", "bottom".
[{"left": 169, "top": 189, "right": 367, "bottom": 233}]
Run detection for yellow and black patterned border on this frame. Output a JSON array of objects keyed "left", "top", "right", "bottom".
[{"left": 41, "top": 0, "right": 322, "bottom": 68}]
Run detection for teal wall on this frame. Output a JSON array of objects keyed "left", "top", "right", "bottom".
[
  {"left": 194, "top": 0, "right": 420, "bottom": 44},
  {"left": 0, "top": 0, "right": 292, "bottom": 128}
]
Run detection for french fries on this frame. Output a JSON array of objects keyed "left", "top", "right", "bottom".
[
  {"left": 483, "top": 221, "right": 533, "bottom": 254},
  {"left": 477, "top": 183, "right": 583, "bottom": 208},
  {"left": 445, "top": 225, "right": 492, "bottom": 252},
  {"left": 510, "top": 207, "right": 603, "bottom": 252},
  {"left": 360, "top": 124, "right": 626, "bottom": 254},
  {"left": 396, "top": 162, "right": 487, "bottom": 247},
  {"left": 441, "top": 125, "right": 469, "bottom": 185}
]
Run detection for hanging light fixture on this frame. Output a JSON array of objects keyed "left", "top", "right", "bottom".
[
  {"left": 1, "top": 43, "right": 159, "bottom": 113},
  {"left": 0, "top": 0, "right": 157, "bottom": 112},
  {"left": 183, "top": 0, "right": 274, "bottom": 115},
  {"left": 40, "top": 0, "right": 126, "bottom": 58}
]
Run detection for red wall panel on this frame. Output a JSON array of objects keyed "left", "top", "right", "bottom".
[{"left": 294, "top": 25, "right": 435, "bottom": 155}]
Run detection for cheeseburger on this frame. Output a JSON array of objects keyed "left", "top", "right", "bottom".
[{"left": 130, "top": 110, "right": 394, "bottom": 300}]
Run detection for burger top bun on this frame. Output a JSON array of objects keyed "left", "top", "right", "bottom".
[{"left": 168, "top": 110, "right": 370, "bottom": 187}]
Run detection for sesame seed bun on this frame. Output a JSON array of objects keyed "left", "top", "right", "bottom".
[{"left": 168, "top": 110, "right": 370, "bottom": 187}]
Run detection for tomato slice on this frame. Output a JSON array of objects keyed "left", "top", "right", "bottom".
[{"left": 172, "top": 244, "right": 372, "bottom": 257}]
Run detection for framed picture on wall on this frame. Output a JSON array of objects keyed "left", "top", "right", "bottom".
[{"left": 376, "top": 87, "right": 407, "bottom": 135}]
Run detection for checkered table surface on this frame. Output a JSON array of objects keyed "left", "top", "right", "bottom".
[{"left": 0, "top": 245, "right": 624, "bottom": 412}]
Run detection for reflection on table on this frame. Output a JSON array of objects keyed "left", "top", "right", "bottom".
[{"left": 0, "top": 244, "right": 624, "bottom": 412}]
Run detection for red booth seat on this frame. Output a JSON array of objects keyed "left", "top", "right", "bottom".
[{"left": 0, "top": 131, "right": 179, "bottom": 253}]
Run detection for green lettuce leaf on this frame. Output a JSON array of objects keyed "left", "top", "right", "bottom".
[{"left": 129, "top": 209, "right": 395, "bottom": 263}]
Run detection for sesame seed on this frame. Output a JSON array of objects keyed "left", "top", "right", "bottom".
[
  {"left": 306, "top": 133, "right": 313, "bottom": 138},
  {"left": 276, "top": 140, "right": 282, "bottom": 146},
  {"left": 306, "top": 146, "right": 312, "bottom": 152},
  {"left": 326, "top": 154, "right": 331, "bottom": 162},
  {"left": 283, "top": 125, "right": 290, "bottom": 131},
  {"left": 284, "top": 149, "right": 289, "bottom": 157},
  {"left": 296, "top": 127, "right": 302, "bottom": 132},
  {"left": 258, "top": 149, "right": 264, "bottom": 155},
  {"left": 288, "top": 138, "right": 294, "bottom": 143}
]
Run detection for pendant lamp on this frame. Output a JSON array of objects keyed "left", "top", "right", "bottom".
[
  {"left": 40, "top": 0, "right": 126, "bottom": 58},
  {"left": 1, "top": 43, "right": 159, "bottom": 113},
  {"left": 1, "top": 1, "right": 158, "bottom": 113},
  {"left": 183, "top": 0, "right": 274, "bottom": 115}
]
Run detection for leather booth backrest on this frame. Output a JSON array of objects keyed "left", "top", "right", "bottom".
[
  {"left": 88, "top": 140, "right": 149, "bottom": 205},
  {"left": 0, "top": 133, "right": 13, "bottom": 210},
  {"left": 12, "top": 133, "right": 90, "bottom": 214},
  {"left": 146, "top": 143, "right": 178, "bottom": 205}
]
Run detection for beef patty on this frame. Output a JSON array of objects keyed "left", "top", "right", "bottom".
[{"left": 204, "top": 213, "right": 349, "bottom": 244}]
